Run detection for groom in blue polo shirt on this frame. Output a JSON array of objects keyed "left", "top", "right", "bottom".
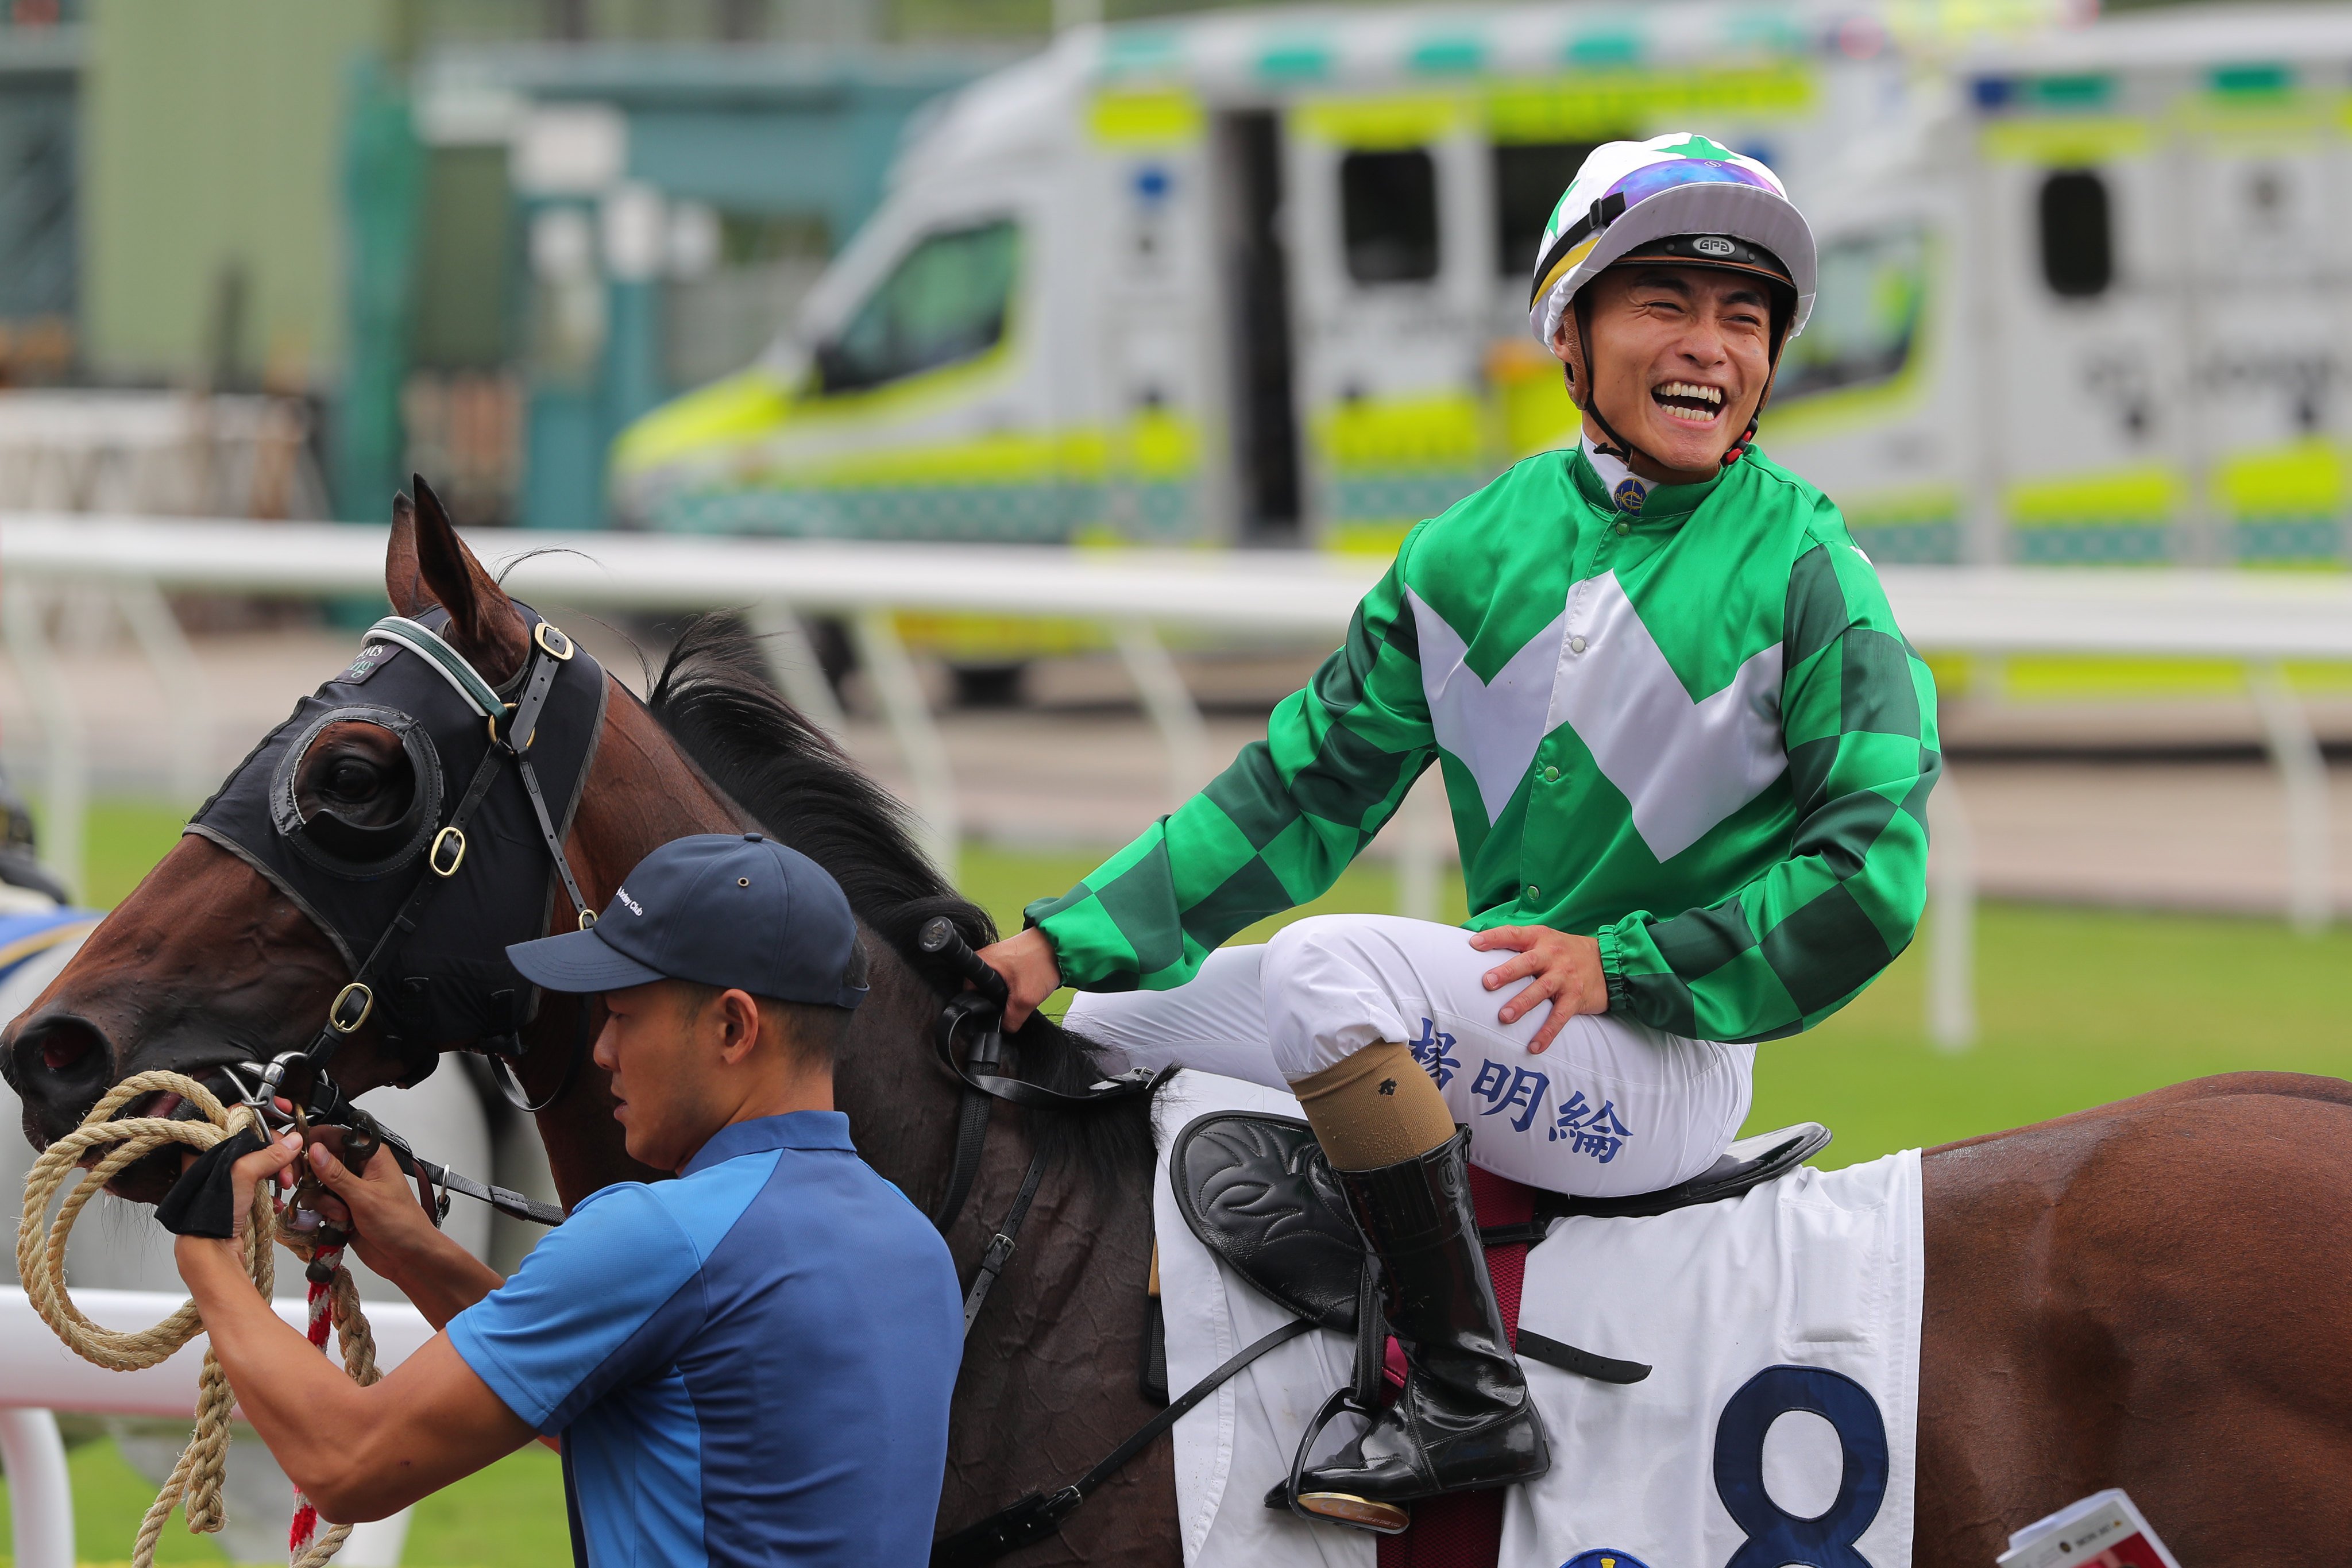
[{"left": 172, "top": 834, "right": 962, "bottom": 1567}]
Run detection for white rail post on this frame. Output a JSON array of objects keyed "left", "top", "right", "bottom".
[
  {"left": 851, "top": 609, "right": 959, "bottom": 877},
  {"left": 0, "top": 1407, "right": 75, "bottom": 1568},
  {"left": 1110, "top": 621, "right": 1208, "bottom": 813},
  {"left": 1397, "top": 771, "right": 1443, "bottom": 923},
  {"left": 2, "top": 576, "right": 83, "bottom": 899},
  {"left": 2248, "top": 661, "right": 2331, "bottom": 934},
  {"left": 114, "top": 580, "right": 213, "bottom": 802},
  {"left": 1925, "top": 773, "right": 1977, "bottom": 1052},
  {"left": 748, "top": 601, "right": 850, "bottom": 737}
]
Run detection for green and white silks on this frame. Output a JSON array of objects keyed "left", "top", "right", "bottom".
[{"left": 1030, "top": 444, "right": 1940, "bottom": 1046}]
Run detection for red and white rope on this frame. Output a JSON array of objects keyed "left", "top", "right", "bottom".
[{"left": 287, "top": 1247, "right": 340, "bottom": 1563}]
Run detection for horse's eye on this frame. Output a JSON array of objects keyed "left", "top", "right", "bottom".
[{"left": 322, "top": 758, "right": 380, "bottom": 801}]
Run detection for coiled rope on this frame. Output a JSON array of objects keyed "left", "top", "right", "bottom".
[{"left": 17, "top": 1069, "right": 381, "bottom": 1568}]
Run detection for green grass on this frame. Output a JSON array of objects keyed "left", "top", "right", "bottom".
[
  {"left": 76, "top": 800, "right": 195, "bottom": 912},
  {"left": 0, "top": 1435, "right": 565, "bottom": 1568},
  {"left": 11, "top": 811, "right": 2349, "bottom": 1564}
]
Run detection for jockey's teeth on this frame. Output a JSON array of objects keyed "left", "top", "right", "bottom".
[{"left": 1652, "top": 381, "right": 1724, "bottom": 424}]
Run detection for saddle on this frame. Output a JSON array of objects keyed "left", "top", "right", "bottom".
[{"left": 1163, "top": 1113, "right": 1832, "bottom": 1386}]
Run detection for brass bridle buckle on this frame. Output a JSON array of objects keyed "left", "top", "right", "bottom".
[
  {"left": 534, "top": 622, "right": 575, "bottom": 661},
  {"left": 429, "top": 825, "right": 466, "bottom": 877},
  {"left": 327, "top": 982, "right": 374, "bottom": 1036}
]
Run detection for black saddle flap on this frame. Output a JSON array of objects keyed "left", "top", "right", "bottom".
[{"left": 1170, "top": 1112, "right": 1362, "bottom": 1335}]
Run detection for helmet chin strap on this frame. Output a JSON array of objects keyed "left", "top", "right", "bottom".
[{"left": 1568, "top": 289, "right": 1781, "bottom": 478}]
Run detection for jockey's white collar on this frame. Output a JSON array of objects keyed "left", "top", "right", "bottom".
[{"left": 1582, "top": 433, "right": 1653, "bottom": 516}]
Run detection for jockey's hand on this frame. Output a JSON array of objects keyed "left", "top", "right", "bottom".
[
  {"left": 1467, "top": 925, "right": 1607, "bottom": 1053},
  {"left": 976, "top": 926, "right": 1061, "bottom": 1031}
]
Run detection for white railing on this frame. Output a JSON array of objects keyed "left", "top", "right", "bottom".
[
  {"left": 0, "top": 1286, "right": 432, "bottom": 1568},
  {"left": 7, "top": 515, "right": 2351, "bottom": 1051}
]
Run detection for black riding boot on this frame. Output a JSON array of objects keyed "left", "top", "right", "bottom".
[{"left": 1266, "top": 1127, "right": 1549, "bottom": 1532}]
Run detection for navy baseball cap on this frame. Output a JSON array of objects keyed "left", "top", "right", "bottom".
[{"left": 507, "top": 833, "right": 868, "bottom": 1009}]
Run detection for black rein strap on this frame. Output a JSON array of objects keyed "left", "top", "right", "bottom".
[
  {"left": 930, "top": 1318, "right": 1314, "bottom": 1567},
  {"left": 914, "top": 918, "right": 1269, "bottom": 1566}
]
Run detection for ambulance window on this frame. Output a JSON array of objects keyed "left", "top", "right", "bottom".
[
  {"left": 814, "top": 219, "right": 1019, "bottom": 395},
  {"left": 1771, "top": 226, "right": 1926, "bottom": 405},
  {"left": 2038, "top": 169, "right": 2112, "bottom": 299},
  {"left": 1493, "top": 141, "right": 1604, "bottom": 278},
  {"left": 1341, "top": 150, "right": 1440, "bottom": 283}
]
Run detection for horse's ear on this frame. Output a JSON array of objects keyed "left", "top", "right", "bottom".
[
  {"left": 383, "top": 476, "right": 529, "bottom": 683},
  {"left": 385, "top": 491, "right": 427, "bottom": 616}
]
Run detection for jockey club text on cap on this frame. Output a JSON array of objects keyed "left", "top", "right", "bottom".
[{"left": 506, "top": 833, "right": 868, "bottom": 1009}]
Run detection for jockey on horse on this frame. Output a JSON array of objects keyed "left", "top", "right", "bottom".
[{"left": 979, "top": 133, "right": 1938, "bottom": 1530}]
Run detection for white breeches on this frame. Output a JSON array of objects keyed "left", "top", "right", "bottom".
[{"left": 1066, "top": 913, "right": 1754, "bottom": 1197}]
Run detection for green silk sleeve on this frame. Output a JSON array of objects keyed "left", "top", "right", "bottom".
[
  {"left": 1028, "top": 530, "right": 1439, "bottom": 991},
  {"left": 1596, "top": 539, "right": 1939, "bottom": 1043}
]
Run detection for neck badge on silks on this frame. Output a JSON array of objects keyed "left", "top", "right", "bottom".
[{"left": 187, "top": 604, "right": 608, "bottom": 1073}]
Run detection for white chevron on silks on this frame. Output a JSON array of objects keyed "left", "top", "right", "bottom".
[
  {"left": 1409, "top": 573, "right": 1786, "bottom": 862},
  {"left": 1407, "top": 588, "right": 1564, "bottom": 827},
  {"left": 1551, "top": 571, "right": 1786, "bottom": 862}
]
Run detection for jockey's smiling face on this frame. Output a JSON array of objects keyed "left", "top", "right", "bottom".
[{"left": 1550, "top": 264, "right": 1776, "bottom": 485}]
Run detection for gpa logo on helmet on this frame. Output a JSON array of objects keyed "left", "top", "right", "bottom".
[
  {"left": 1692, "top": 235, "right": 1736, "bottom": 257},
  {"left": 1612, "top": 477, "right": 1647, "bottom": 513},
  {"left": 1560, "top": 1551, "right": 1651, "bottom": 1568}
]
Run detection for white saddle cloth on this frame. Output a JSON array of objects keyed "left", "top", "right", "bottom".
[{"left": 1152, "top": 1071, "right": 1925, "bottom": 1568}]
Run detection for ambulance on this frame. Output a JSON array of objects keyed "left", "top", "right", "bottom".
[{"left": 611, "top": 0, "right": 2352, "bottom": 575}]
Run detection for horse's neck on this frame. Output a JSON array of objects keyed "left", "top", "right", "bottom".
[
  {"left": 832, "top": 947, "right": 972, "bottom": 1216},
  {"left": 523, "top": 686, "right": 746, "bottom": 1207}
]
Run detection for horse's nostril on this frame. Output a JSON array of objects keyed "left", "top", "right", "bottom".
[{"left": 14, "top": 1015, "right": 108, "bottom": 1087}]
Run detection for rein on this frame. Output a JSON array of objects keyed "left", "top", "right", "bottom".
[{"left": 916, "top": 919, "right": 1292, "bottom": 1567}]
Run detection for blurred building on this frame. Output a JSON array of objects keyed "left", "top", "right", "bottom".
[
  {"left": 400, "top": 43, "right": 1004, "bottom": 528},
  {"left": 0, "top": 0, "right": 1014, "bottom": 526}
]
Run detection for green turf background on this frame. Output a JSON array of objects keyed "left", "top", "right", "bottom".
[{"left": 5, "top": 804, "right": 2346, "bottom": 1563}]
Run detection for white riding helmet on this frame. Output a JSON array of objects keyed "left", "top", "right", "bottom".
[{"left": 1527, "top": 132, "right": 1817, "bottom": 349}]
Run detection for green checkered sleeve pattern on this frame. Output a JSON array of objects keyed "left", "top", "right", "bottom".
[
  {"left": 1597, "top": 540, "right": 1939, "bottom": 1044},
  {"left": 1028, "top": 532, "right": 1438, "bottom": 991}
]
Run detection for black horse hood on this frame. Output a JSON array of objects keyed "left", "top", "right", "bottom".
[{"left": 187, "top": 604, "right": 608, "bottom": 1050}]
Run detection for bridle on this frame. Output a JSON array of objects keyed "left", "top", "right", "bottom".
[
  {"left": 192, "top": 608, "right": 608, "bottom": 1229},
  {"left": 288, "top": 616, "right": 596, "bottom": 1091}
]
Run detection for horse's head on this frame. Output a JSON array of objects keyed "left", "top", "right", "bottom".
[{"left": 0, "top": 479, "right": 603, "bottom": 1199}]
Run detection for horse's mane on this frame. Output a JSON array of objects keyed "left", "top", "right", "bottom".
[{"left": 644, "top": 614, "right": 1152, "bottom": 1184}]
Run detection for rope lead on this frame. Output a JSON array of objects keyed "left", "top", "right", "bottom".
[{"left": 17, "top": 1069, "right": 380, "bottom": 1568}]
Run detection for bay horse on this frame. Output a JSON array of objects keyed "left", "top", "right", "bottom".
[{"left": 8, "top": 491, "right": 2352, "bottom": 1566}]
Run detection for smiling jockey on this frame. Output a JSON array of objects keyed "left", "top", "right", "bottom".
[{"left": 980, "top": 133, "right": 1939, "bottom": 1529}]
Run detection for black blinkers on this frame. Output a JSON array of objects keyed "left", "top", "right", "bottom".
[{"left": 188, "top": 605, "right": 608, "bottom": 1063}]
